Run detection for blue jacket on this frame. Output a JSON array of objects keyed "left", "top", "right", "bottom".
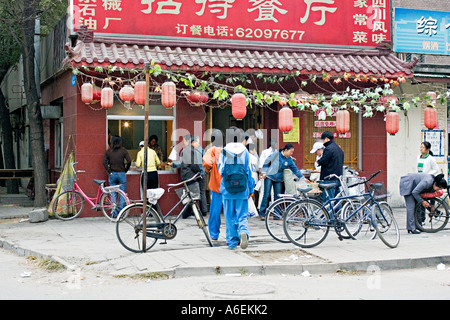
[
  {"left": 218, "top": 143, "right": 254, "bottom": 200},
  {"left": 261, "top": 151, "right": 303, "bottom": 182}
]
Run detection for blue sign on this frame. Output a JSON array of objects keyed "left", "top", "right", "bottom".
[
  {"left": 71, "top": 75, "right": 76, "bottom": 86},
  {"left": 394, "top": 8, "right": 450, "bottom": 55}
]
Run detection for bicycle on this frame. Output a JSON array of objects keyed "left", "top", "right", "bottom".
[
  {"left": 115, "top": 172, "right": 213, "bottom": 253},
  {"left": 265, "top": 187, "right": 320, "bottom": 243},
  {"left": 266, "top": 168, "right": 362, "bottom": 243},
  {"left": 414, "top": 188, "right": 449, "bottom": 233},
  {"left": 51, "top": 162, "right": 131, "bottom": 221},
  {"left": 283, "top": 170, "right": 400, "bottom": 249}
]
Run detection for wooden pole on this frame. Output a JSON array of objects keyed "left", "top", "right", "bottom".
[{"left": 142, "top": 63, "right": 150, "bottom": 252}]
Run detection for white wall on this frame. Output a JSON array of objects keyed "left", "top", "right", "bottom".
[{"left": 387, "top": 82, "right": 447, "bottom": 207}]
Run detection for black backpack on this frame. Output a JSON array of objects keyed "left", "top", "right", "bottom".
[{"left": 222, "top": 149, "right": 248, "bottom": 194}]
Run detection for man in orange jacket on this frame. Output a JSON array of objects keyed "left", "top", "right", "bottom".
[{"left": 202, "top": 131, "right": 223, "bottom": 241}]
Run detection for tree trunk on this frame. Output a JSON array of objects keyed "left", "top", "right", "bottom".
[
  {"left": 0, "top": 87, "right": 19, "bottom": 193},
  {"left": 22, "top": 0, "right": 47, "bottom": 207}
]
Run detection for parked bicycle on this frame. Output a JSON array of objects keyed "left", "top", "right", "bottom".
[
  {"left": 265, "top": 167, "right": 361, "bottom": 243},
  {"left": 414, "top": 188, "right": 449, "bottom": 233},
  {"left": 116, "top": 173, "right": 213, "bottom": 253},
  {"left": 51, "top": 162, "right": 131, "bottom": 221},
  {"left": 265, "top": 188, "right": 319, "bottom": 243},
  {"left": 283, "top": 170, "right": 400, "bottom": 249}
]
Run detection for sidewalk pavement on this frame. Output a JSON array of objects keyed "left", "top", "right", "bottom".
[{"left": 1, "top": 203, "right": 450, "bottom": 278}]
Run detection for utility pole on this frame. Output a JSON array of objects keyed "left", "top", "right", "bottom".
[{"left": 142, "top": 63, "right": 150, "bottom": 252}]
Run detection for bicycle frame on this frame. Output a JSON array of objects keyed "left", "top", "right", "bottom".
[
  {"left": 69, "top": 182, "right": 102, "bottom": 208},
  {"left": 156, "top": 190, "right": 197, "bottom": 225},
  {"left": 307, "top": 171, "right": 384, "bottom": 227}
]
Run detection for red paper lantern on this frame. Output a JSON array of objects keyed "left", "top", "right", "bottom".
[
  {"left": 161, "top": 81, "right": 176, "bottom": 108},
  {"left": 336, "top": 109, "right": 350, "bottom": 134},
  {"left": 186, "top": 91, "right": 208, "bottom": 106},
  {"left": 81, "top": 83, "right": 93, "bottom": 104},
  {"left": 119, "top": 85, "right": 134, "bottom": 102},
  {"left": 378, "top": 95, "right": 398, "bottom": 106},
  {"left": 279, "top": 106, "right": 293, "bottom": 133},
  {"left": 231, "top": 93, "right": 247, "bottom": 120},
  {"left": 134, "top": 81, "right": 146, "bottom": 105},
  {"left": 424, "top": 105, "right": 438, "bottom": 129},
  {"left": 385, "top": 111, "right": 399, "bottom": 136},
  {"left": 100, "top": 87, "right": 114, "bottom": 109}
]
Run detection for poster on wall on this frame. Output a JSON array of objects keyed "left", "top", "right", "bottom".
[
  {"left": 70, "top": 0, "right": 391, "bottom": 49},
  {"left": 421, "top": 129, "right": 446, "bottom": 163},
  {"left": 283, "top": 117, "right": 299, "bottom": 143}
]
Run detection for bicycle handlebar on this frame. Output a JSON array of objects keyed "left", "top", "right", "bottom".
[
  {"left": 70, "top": 162, "right": 86, "bottom": 173},
  {"left": 167, "top": 172, "right": 201, "bottom": 190},
  {"left": 347, "top": 170, "right": 382, "bottom": 189}
]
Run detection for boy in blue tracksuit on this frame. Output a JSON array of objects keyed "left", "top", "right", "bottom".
[{"left": 218, "top": 131, "right": 254, "bottom": 250}]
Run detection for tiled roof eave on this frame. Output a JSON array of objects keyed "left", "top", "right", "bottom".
[{"left": 64, "top": 40, "right": 414, "bottom": 78}]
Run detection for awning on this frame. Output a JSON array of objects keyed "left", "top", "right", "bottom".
[{"left": 64, "top": 32, "right": 414, "bottom": 78}]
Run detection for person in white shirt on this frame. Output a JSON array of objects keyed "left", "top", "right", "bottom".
[
  {"left": 417, "top": 141, "right": 439, "bottom": 175},
  {"left": 309, "top": 141, "right": 324, "bottom": 181},
  {"left": 247, "top": 143, "right": 259, "bottom": 217},
  {"left": 257, "top": 139, "right": 277, "bottom": 209}
]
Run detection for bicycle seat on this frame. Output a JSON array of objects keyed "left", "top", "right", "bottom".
[
  {"left": 146, "top": 188, "right": 165, "bottom": 205},
  {"left": 93, "top": 179, "right": 106, "bottom": 186},
  {"left": 318, "top": 182, "right": 339, "bottom": 190},
  {"left": 297, "top": 187, "right": 313, "bottom": 194}
]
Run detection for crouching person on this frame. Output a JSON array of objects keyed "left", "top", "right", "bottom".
[{"left": 219, "top": 127, "right": 255, "bottom": 250}]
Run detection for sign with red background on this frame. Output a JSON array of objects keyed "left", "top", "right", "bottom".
[{"left": 71, "top": 0, "right": 390, "bottom": 48}]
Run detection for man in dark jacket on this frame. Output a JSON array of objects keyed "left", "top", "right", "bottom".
[
  {"left": 180, "top": 136, "right": 207, "bottom": 217},
  {"left": 317, "top": 131, "right": 344, "bottom": 202}
]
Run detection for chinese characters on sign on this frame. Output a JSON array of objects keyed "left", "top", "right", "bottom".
[
  {"left": 352, "top": 0, "right": 389, "bottom": 45},
  {"left": 422, "top": 129, "right": 445, "bottom": 163},
  {"left": 72, "top": 0, "right": 391, "bottom": 48},
  {"left": 394, "top": 8, "right": 450, "bottom": 55}
]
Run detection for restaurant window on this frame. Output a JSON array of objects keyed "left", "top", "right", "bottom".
[
  {"left": 107, "top": 95, "right": 175, "bottom": 165},
  {"left": 303, "top": 108, "right": 360, "bottom": 170}
]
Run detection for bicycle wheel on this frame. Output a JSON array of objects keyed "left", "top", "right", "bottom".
[
  {"left": 116, "top": 203, "right": 161, "bottom": 253},
  {"left": 265, "top": 197, "right": 297, "bottom": 243},
  {"left": 100, "top": 189, "right": 130, "bottom": 221},
  {"left": 414, "top": 198, "right": 449, "bottom": 233},
  {"left": 340, "top": 200, "right": 364, "bottom": 240},
  {"left": 373, "top": 202, "right": 400, "bottom": 248},
  {"left": 192, "top": 202, "right": 213, "bottom": 247},
  {"left": 283, "top": 199, "right": 330, "bottom": 248},
  {"left": 52, "top": 190, "right": 85, "bottom": 220}
]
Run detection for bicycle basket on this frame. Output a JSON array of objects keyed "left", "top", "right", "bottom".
[
  {"left": 346, "top": 177, "right": 365, "bottom": 196},
  {"left": 61, "top": 175, "right": 75, "bottom": 192},
  {"left": 371, "top": 182, "right": 390, "bottom": 201},
  {"left": 175, "top": 182, "right": 201, "bottom": 205}
]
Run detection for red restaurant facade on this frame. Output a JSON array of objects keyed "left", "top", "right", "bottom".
[{"left": 41, "top": 1, "right": 414, "bottom": 216}]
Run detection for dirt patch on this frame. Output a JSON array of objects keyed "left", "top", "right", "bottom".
[{"left": 244, "top": 249, "right": 327, "bottom": 264}]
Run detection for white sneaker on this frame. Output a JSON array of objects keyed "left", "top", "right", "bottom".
[{"left": 240, "top": 233, "right": 248, "bottom": 249}]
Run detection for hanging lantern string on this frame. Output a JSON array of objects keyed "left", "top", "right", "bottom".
[{"left": 70, "top": 64, "right": 449, "bottom": 116}]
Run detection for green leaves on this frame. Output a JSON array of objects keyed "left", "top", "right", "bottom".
[{"left": 71, "top": 63, "right": 450, "bottom": 118}]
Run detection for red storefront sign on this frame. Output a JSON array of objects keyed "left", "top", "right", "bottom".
[{"left": 71, "top": 0, "right": 390, "bottom": 48}]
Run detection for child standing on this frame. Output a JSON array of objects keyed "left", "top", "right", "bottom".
[{"left": 218, "top": 127, "right": 254, "bottom": 250}]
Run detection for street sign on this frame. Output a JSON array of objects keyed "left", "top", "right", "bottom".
[
  {"left": 394, "top": 8, "right": 450, "bottom": 55},
  {"left": 70, "top": 0, "right": 390, "bottom": 49}
]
